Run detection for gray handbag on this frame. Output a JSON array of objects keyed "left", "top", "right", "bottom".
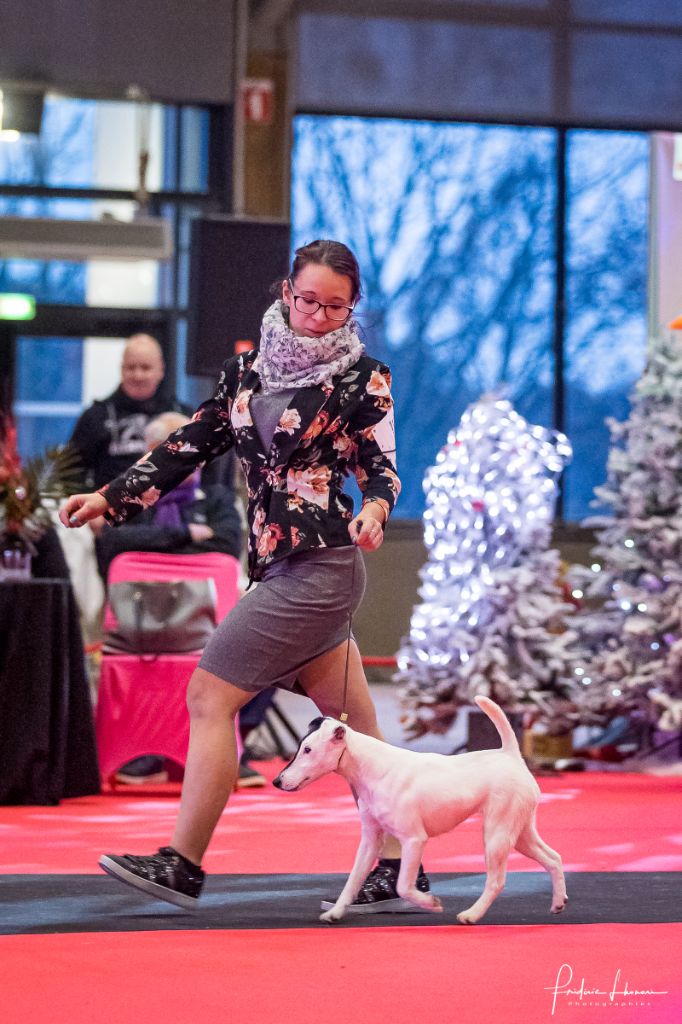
[{"left": 103, "top": 578, "right": 217, "bottom": 654}]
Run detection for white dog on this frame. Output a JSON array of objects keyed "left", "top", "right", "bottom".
[{"left": 273, "top": 696, "right": 567, "bottom": 924}]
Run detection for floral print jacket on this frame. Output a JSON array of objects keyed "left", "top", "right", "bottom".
[{"left": 102, "top": 350, "right": 401, "bottom": 581}]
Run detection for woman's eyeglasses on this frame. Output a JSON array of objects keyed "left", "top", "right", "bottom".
[{"left": 288, "top": 281, "right": 354, "bottom": 322}]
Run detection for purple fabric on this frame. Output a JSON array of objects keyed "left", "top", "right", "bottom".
[{"left": 152, "top": 474, "right": 199, "bottom": 528}]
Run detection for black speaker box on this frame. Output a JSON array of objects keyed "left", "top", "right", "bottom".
[
  {"left": 466, "top": 708, "right": 524, "bottom": 751},
  {"left": 187, "top": 217, "right": 291, "bottom": 377}
]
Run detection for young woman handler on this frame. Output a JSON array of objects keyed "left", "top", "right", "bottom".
[{"left": 61, "top": 239, "right": 430, "bottom": 913}]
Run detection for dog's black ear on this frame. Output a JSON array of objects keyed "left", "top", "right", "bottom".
[{"left": 332, "top": 725, "right": 346, "bottom": 742}]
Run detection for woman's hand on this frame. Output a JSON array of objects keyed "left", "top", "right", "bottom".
[
  {"left": 59, "top": 492, "right": 110, "bottom": 529},
  {"left": 349, "top": 504, "right": 386, "bottom": 552}
]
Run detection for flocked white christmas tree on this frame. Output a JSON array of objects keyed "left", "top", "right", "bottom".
[
  {"left": 568, "top": 328, "right": 682, "bottom": 735},
  {"left": 396, "top": 397, "right": 582, "bottom": 740}
]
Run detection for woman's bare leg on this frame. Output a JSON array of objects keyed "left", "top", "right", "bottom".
[
  {"left": 171, "top": 667, "right": 253, "bottom": 865},
  {"left": 298, "top": 638, "right": 402, "bottom": 859}
]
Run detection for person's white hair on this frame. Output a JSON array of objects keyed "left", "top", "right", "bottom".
[{"left": 145, "top": 411, "right": 190, "bottom": 448}]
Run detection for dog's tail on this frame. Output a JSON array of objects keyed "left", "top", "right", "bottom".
[{"left": 474, "top": 696, "right": 522, "bottom": 757}]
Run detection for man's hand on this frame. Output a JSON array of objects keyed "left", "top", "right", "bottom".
[{"left": 188, "top": 523, "right": 214, "bottom": 543}]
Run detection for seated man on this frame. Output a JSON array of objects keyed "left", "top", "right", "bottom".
[{"left": 69, "top": 334, "right": 189, "bottom": 491}]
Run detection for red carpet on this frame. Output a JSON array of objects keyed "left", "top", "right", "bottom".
[{"left": 2, "top": 924, "right": 680, "bottom": 1024}]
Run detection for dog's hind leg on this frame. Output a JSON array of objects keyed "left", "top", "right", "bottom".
[
  {"left": 514, "top": 817, "right": 567, "bottom": 914},
  {"left": 457, "top": 816, "right": 514, "bottom": 925},
  {"left": 319, "top": 817, "right": 384, "bottom": 924},
  {"left": 396, "top": 837, "right": 442, "bottom": 912}
]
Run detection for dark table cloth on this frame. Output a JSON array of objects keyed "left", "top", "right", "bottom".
[{"left": 0, "top": 579, "right": 100, "bottom": 804}]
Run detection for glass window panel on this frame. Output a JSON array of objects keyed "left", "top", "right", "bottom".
[
  {"left": 16, "top": 336, "right": 82, "bottom": 403},
  {"left": 174, "top": 316, "right": 215, "bottom": 407},
  {"left": 161, "top": 107, "right": 179, "bottom": 191},
  {"left": 13, "top": 335, "right": 85, "bottom": 461},
  {"left": 563, "top": 130, "right": 649, "bottom": 521},
  {"left": 14, "top": 411, "right": 82, "bottom": 462},
  {"left": 0, "top": 97, "right": 96, "bottom": 187},
  {"left": 14, "top": 335, "right": 137, "bottom": 459},
  {"left": 179, "top": 107, "right": 210, "bottom": 193},
  {"left": 0, "top": 243, "right": 87, "bottom": 305},
  {"left": 173, "top": 204, "right": 205, "bottom": 311},
  {"left": 89, "top": 100, "right": 165, "bottom": 193},
  {"left": 85, "top": 258, "right": 161, "bottom": 310},
  {"left": 296, "top": 16, "right": 553, "bottom": 121},
  {"left": 292, "top": 115, "right": 556, "bottom": 519},
  {"left": 571, "top": 0, "right": 682, "bottom": 28},
  {"left": 570, "top": 31, "right": 682, "bottom": 127},
  {"left": 0, "top": 195, "right": 93, "bottom": 220},
  {"left": 0, "top": 94, "right": 208, "bottom": 193},
  {"left": 0, "top": 95, "right": 162, "bottom": 191},
  {"left": 81, "top": 337, "right": 127, "bottom": 405}
]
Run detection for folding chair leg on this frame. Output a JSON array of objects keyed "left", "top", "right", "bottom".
[
  {"left": 268, "top": 698, "right": 303, "bottom": 745},
  {"left": 262, "top": 714, "right": 291, "bottom": 759}
]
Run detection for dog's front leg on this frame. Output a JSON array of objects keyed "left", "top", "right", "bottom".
[
  {"left": 319, "top": 817, "right": 383, "bottom": 924},
  {"left": 397, "top": 837, "right": 443, "bottom": 912}
]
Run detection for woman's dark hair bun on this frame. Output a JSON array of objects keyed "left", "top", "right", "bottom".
[{"left": 289, "top": 239, "right": 362, "bottom": 304}]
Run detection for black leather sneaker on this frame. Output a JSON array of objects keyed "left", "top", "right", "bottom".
[
  {"left": 99, "top": 846, "right": 204, "bottom": 910},
  {"left": 114, "top": 755, "right": 169, "bottom": 785},
  {"left": 320, "top": 862, "right": 431, "bottom": 915}
]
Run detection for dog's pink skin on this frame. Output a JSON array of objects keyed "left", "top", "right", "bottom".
[{"left": 274, "top": 697, "right": 567, "bottom": 925}]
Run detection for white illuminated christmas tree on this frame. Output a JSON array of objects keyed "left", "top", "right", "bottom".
[
  {"left": 568, "top": 328, "right": 682, "bottom": 736},
  {"left": 396, "top": 398, "right": 582, "bottom": 740}
]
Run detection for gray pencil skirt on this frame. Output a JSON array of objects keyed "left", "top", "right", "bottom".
[{"left": 199, "top": 545, "right": 367, "bottom": 693}]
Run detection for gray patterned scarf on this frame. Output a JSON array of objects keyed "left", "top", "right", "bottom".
[{"left": 253, "top": 300, "right": 364, "bottom": 392}]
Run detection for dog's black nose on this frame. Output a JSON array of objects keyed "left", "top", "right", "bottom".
[{"left": 272, "top": 775, "right": 282, "bottom": 789}]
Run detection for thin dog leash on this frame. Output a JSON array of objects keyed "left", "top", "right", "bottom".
[{"left": 339, "top": 519, "right": 363, "bottom": 723}]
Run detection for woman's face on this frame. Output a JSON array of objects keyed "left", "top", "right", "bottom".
[{"left": 282, "top": 264, "right": 354, "bottom": 339}]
